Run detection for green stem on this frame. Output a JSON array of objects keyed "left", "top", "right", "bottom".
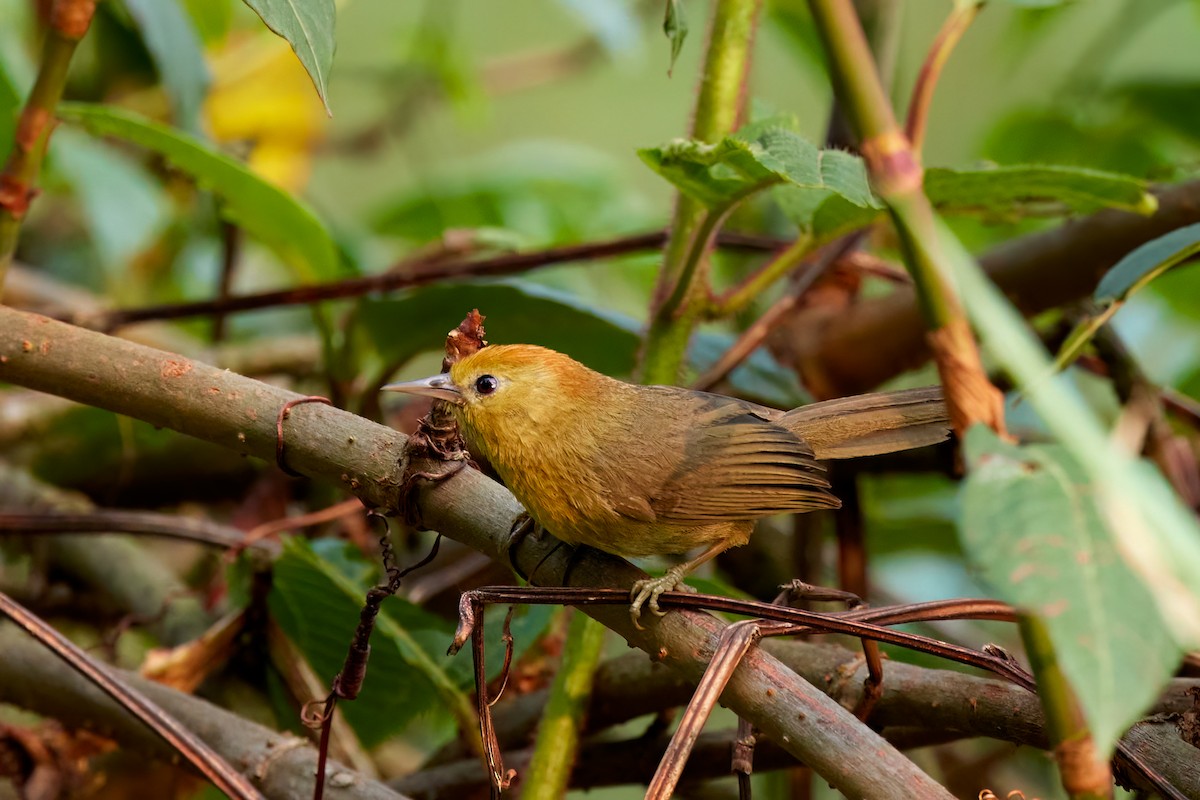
[
  {"left": 662, "top": 203, "right": 733, "bottom": 317},
  {"left": 709, "top": 233, "right": 815, "bottom": 318},
  {"left": 806, "top": 0, "right": 895, "bottom": 152},
  {"left": 639, "top": 0, "right": 763, "bottom": 385},
  {"left": 806, "top": 0, "right": 1004, "bottom": 436},
  {"left": 904, "top": 1, "right": 984, "bottom": 155},
  {"left": 0, "top": 0, "right": 96, "bottom": 289},
  {"left": 1019, "top": 616, "right": 1112, "bottom": 800},
  {"left": 884, "top": 191, "right": 957, "bottom": 329},
  {"left": 806, "top": 0, "right": 957, "bottom": 329},
  {"left": 520, "top": 611, "right": 607, "bottom": 800}
]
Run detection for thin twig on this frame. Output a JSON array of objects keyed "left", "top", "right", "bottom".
[
  {"left": 0, "top": 509, "right": 261, "bottom": 550},
  {"left": 646, "top": 619, "right": 766, "bottom": 799},
  {"left": 450, "top": 587, "right": 1025, "bottom": 688},
  {"left": 708, "top": 234, "right": 814, "bottom": 318},
  {"left": 231, "top": 498, "right": 364, "bottom": 557},
  {"left": 73, "top": 230, "right": 781, "bottom": 331},
  {"left": 448, "top": 586, "right": 1186, "bottom": 800},
  {"left": 904, "top": 0, "right": 984, "bottom": 155},
  {"left": 692, "top": 232, "right": 862, "bottom": 391}
]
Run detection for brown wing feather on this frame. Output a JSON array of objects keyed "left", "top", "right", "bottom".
[{"left": 647, "top": 399, "right": 839, "bottom": 522}]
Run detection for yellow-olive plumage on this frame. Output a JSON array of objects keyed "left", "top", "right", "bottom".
[{"left": 384, "top": 344, "right": 950, "bottom": 618}]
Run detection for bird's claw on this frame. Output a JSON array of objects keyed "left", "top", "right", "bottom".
[
  {"left": 505, "top": 513, "right": 541, "bottom": 580},
  {"left": 629, "top": 569, "right": 695, "bottom": 629}
]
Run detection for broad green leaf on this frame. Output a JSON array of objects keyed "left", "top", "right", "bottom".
[
  {"left": 59, "top": 103, "right": 340, "bottom": 281},
  {"left": 925, "top": 165, "right": 1157, "bottom": 218},
  {"left": 1095, "top": 223, "right": 1200, "bottom": 305},
  {"left": 639, "top": 125, "right": 880, "bottom": 237},
  {"left": 359, "top": 281, "right": 643, "bottom": 377},
  {"left": 961, "top": 427, "right": 1182, "bottom": 756},
  {"left": 774, "top": 183, "right": 883, "bottom": 243},
  {"left": 936, "top": 218, "right": 1200, "bottom": 660},
  {"left": 241, "top": 0, "right": 336, "bottom": 115},
  {"left": 270, "top": 537, "right": 553, "bottom": 746},
  {"left": 51, "top": 130, "right": 170, "bottom": 280},
  {"left": 662, "top": 0, "right": 687, "bottom": 75},
  {"left": 640, "top": 136, "right": 781, "bottom": 207},
  {"left": 269, "top": 537, "right": 468, "bottom": 746},
  {"left": 1053, "top": 223, "right": 1200, "bottom": 372},
  {"left": 122, "top": 0, "right": 210, "bottom": 132}
]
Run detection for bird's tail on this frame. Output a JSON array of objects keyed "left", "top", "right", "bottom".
[{"left": 779, "top": 386, "right": 951, "bottom": 460}]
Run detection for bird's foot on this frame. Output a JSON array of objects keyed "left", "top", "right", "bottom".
[
  {"left": 505, "top": 513, "right": 542, "bottom": 580},
  {"left": 629, "top": 567, "right": 696, "bottom": 629}
]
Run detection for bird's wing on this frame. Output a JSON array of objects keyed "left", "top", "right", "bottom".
[{"left": 639, "top": 395, "right": 840, "bottom": 523}]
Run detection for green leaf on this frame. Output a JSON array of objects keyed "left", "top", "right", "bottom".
[
  {"left": 59, "top": 103, "right": 340, "bottom": 281},
  {"left": 935, "top": 216, "right": 1200, "bottom": 664},
  {"left": 639, "top": 136, "right": 786, "bottom": 207},
  {"left": 51, "top": 130, "right": 171, "bottom": 277},
  {"left": 960, "top": 426, "right": 1182, "bottom": 757},
  {"left": 122, "top": 0, "right": 210, "bottom": 132},
  {"left": 359, "top": 281, "right": 642, "bottom": 377},
  {"left": 774, "top": 167, "right": 883, "bottom": 243},
  {"left": 1052, "top": 223, "right": 1200, "bottom": 372},
  {"left": 925, "top": 165, "right": 1157, "bottom": 219},
  {"left": 1095, "top": 223, "right": 1200, "bottom": 305},
  {"left": 662, "top": 0, "right": 687, "bottom": 75},
  {"left": 241, "top": 0, "right": 335, "bottom": 115},
  {"left": 269, "top": 537, "right": 469, "bottom": 746},
  {"left": 639, "top": 125, "right": 881, "bottom": 237}
]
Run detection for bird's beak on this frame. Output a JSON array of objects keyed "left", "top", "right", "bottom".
[{"left": 381, "top": 374, "right": 463, "bottom": 405}]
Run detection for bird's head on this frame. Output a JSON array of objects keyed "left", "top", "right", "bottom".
[{"left": 382, "top": 344, "right": 603, "bottom": 444}]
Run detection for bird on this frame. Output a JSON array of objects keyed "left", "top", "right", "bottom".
[{"left": 383, "top": 344, "right": 950, "bottom": 622}]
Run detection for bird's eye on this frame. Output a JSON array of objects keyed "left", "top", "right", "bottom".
[{"left": 474, "top": 375, "right": 499, "bottom": 396}]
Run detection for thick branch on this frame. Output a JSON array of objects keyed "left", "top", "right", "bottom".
[
  {"left": 0, "top": 625, "right": 408, "bottom": 800},
  {"left": 434, "top": 642, "right": 1199, "bottom": 798},
  {"left": 0, "top": 306, "right": 953, "bottom": 800}
]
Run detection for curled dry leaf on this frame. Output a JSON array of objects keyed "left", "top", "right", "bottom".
[{"left": 443, "top": 308, "right": 488, "bottom": 369}]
